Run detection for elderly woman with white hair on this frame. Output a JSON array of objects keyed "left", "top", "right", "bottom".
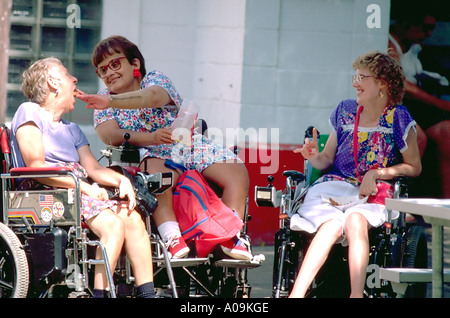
[{"left": 9, "top": 57, "right": 155, "bottom": 298}]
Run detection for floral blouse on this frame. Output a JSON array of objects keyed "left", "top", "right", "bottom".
[
  {"left": 317, "top": 99, "right": 416, "bottom": 186},
  {"left": 93, "top": 70, "right": 237, "bottom": 171},
  {"left": 94, "top": 70, "right": 182, "bottom": 131}
]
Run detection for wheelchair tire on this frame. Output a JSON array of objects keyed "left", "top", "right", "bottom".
[
  {"left": 401, "top": 225, "right": 428, "bottom": 297},
  {"left": 0, "top": 223, "right": 29, "bottom": 298}
]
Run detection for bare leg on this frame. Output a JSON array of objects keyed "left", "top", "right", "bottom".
[
  {"left": 86, "top": 209, "right": 125, "bottom": 290},
  {"left": 117, "top": 208, "right": 153, "bottom": 285},
  {"left": 201, "top": 161, "right": 249, "bottom": 219},
  {"left": 289, "top": 219, "right": 343, "bottom": 298},
  {"left": 345, "top": 212, "right": 370, "bottom": 298}
]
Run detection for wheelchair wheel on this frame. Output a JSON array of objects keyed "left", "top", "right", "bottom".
[
  {"left": 0, "top": 223, "right": 29, "bottom": 298},
  {"left": 272, "top": 230, "right": 306, "bottom": 298},
  {"left": 401, "top": 225, "right": 428, "bottom": 297}
]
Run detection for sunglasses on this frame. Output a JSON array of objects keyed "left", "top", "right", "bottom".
[{"left": 96, "top": 57, "right": 128, "bottom": 78}]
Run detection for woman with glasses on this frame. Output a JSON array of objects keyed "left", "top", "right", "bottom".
[
  {"left": 288, "top": 51, "right": 422, "bottom": 298},
  {"left": 10, "top": 57, "right": 156, "bottom": 298},
  {"left": 76, "top": 35, "right": 252, "bottom": 261}
]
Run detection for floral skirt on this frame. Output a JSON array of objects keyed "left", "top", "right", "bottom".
[
  {"left": 17, "top": 162, "right": 118, "bottom": 222},
  {"left": 141, "top": 134, "right": 240, "bottom": 172}
]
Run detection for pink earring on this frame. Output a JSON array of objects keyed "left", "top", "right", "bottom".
[{"left": 133, "top": 69, "right": 141, "bottom": 77}]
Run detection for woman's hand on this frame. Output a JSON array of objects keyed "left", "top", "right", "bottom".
[
  {"left": 151, "top": 128, "right": 174, "bottom": 145},
  {"left": 359, "top": 169, "right": 379, "bottom": 198},
  {"left": 118, "top": 177, "right": 136, "bottom": 213},
  {"left": 83, "top": 182, "right": 110, "bottom": 201},
  {"left": 76, "top": 89, "right": 110, "bottom": 110},
  {"left": 293, "top": 127, "right": 319, "bottom": 160}
]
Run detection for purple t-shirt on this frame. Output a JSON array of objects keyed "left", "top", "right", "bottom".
[
  {"left": 318, "top": 99, "right": 416, "bottom": 186},
  {"left": 10, "top": 102, "right": 89, "bottom": 168}
]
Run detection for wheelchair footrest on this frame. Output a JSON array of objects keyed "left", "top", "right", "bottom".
[
  {"left": 213, "top": 256, "right": 264, "bottom": 269},
  {"left": 380, "top": 268, "right": 450, "bottom": 283},
  {"left": 153, "top": 257, "right": 209, "bottom": 268}
]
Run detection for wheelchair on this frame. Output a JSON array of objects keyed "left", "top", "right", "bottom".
[
  {"left": 255, "top": 127, "right": 428, "bottom": 298},
  {"left": 0, "top": 121, "right": 264, "bottom": 298},
  {"left": 0, "top": 124, "right": 178, "bottom": 298},
  {"left": 99, "top": 130, "right": 264, "bottom": 298}
]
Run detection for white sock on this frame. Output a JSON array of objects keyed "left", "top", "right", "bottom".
[{"left": 157, "top": 221, "right": 182, "bottom": 242}]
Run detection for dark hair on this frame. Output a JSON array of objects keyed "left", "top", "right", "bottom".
[
  {"left": 91, "top": 35, "right": 146, "bottom": 76},
  {"left": 352, "top": 51, "right": 406, "bottom": 105}
]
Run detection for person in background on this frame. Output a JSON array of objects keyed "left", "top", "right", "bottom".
[
  {"left": 289, "top": 51, "right": 421, "bottom": 298},
  {"left": 389, "top": 9, "right": 450, "bottom": 198},
  {"left": 10, "top": 57, "right": 156, "bottom": 298},
  {"left": 76, "top": 36, "right": 252, "bottom": 261}
]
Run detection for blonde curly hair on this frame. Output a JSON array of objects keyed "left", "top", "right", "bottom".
[
  {"left": 21, "top": 57, "right": 62, "bottom": 104},
  {"left": 352, "top": 51, "right": 406, "bottom": 105}
]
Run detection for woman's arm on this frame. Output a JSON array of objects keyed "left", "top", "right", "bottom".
[
  {"left": 378, "top": 128, "right": 422, "bottom": 179},
  {"left": 16, "top": 123, "right": 100, "bottom": 195},
  {"left": 359, "top": 128, "right": 422, "bottom": 197},
  {"left": 78, "top": 145, "right": 136, "bottom": 210},
  {"left": 95, "top": 119, "right": 173, "bottom": 147},
  {"left": 16, "top": 123, "right": 135, "bottom": 208},
  {"left": 293, "top": 128, "right": 337, "bottom": 171},
  {"left": 77, "top": 86, "right": 173, "bottom": 110}
]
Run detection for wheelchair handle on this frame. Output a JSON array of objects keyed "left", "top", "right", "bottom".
[{"left": 305, "top": 126, "right": 320, "bottom": 140}]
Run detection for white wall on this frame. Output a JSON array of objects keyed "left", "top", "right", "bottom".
[
  {"left": 241, "top": 0, "right": 390, "bottom": 145},
  {"left": 83, "top": 0, "right": 391, "bottom": 155}
]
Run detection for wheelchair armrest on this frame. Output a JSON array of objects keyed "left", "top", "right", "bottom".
[
  {"left": 282, "top": 170, "right": 305, "bottom": 183},
  {"left": 9, "top": 166, "right": 72, "bottom": 177},
  {"left": 393, "top": 176, "right": 411, "bottom": 186}
]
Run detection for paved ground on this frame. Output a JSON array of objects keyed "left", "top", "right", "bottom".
[
  {"left": 247, "top": 226, "right": 450, "bottom": 298},
  {"left": 247, "top": 245, "right": 274, "bottom": 298}
]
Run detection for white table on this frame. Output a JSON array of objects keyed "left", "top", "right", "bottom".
[{"left": 385, "top": 198, "right": 450, "bottom": 298}]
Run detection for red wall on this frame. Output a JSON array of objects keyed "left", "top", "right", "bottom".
[{"left": 240, "top": 144, "right": 304, "bottom": 246}]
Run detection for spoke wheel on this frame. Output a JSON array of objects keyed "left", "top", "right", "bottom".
[{"left": 0, "top": 223, "right": 29, "bottom": 298}]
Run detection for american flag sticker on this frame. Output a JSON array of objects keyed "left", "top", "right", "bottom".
[{"left": 39, "top": 194, "right": 53, "bottom": 207}]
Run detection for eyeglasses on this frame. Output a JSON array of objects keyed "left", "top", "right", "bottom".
[
  {"left": 96, "top": 57, "right": 128, "bottom": 78},
  {"left": 352, "top": 74, "right": 373, "bottom": 84}
]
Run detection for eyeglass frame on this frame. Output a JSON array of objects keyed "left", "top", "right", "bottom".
[
  {"left": 352, "top": 74, "right": 373, "bottom": 84},
  {"left": 96, "top": 56, "right": 129, "bottom": 78}
]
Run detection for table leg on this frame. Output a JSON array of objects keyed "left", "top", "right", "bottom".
[{"left": 432, "top": 225, "right": 443, "bottom": 298}]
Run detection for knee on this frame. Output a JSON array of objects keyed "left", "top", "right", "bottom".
[
  {"left": 124, "top": 210, "right": 146, "bottom": 232},
  {"left": 99, "top": 212, "right": 126, "bottom": 240},
  {"left": 320, "top": 219, "right": 343, "bottom": 240},
  {"left": 225, "top": 163, "right": 250, "bottom": 191},
  {"left": 344, "top": 213, "right": 368, "bottom": 238}
]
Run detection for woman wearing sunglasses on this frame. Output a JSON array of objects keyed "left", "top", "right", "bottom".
[{"left": 76, "top": 35, "right": 252, "bottom": 261}]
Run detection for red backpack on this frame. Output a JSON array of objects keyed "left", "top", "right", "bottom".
[{"left": 173, "top": 170, "right": 244, "bottom": 257}]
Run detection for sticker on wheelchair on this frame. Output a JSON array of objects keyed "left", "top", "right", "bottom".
[
  {"left": 322, "top": 194, "right": 368, "bottom": 211},
  {"left": 41, "top": 207, "right": 53, "bottom": 222},
  {"left": 52, "top": 201, "right": 65, "bottom": 218}
]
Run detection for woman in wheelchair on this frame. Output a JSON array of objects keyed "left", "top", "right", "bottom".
[
  {"left": 9, "top": 58, "right": 156, "bottom": 298},
  {"left": 289, "top": 51, "right": 422, "bottom": 298},
  {"left": 75, "top": 35, "right": 252, "bottom": 261}
]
